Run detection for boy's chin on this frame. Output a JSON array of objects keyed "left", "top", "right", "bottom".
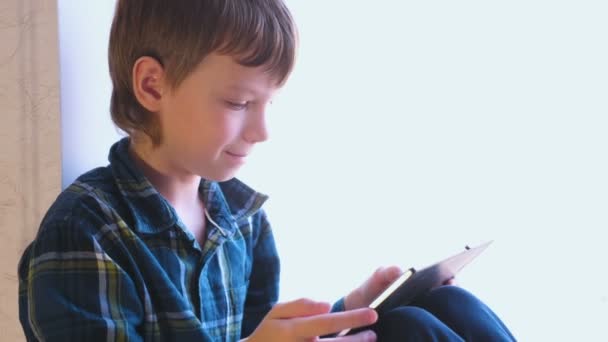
[
  {"left": 202, "top": 169, "right": 238, "bottom": 182},
  {"left": 214, "top": 174, "right": 236, "bottom": 182}
]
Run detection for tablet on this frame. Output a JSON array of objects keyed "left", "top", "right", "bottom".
[{"left": 337, "top": 240, "right": 493, "bottom": 337}]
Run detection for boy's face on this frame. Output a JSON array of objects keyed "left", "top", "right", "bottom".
[{"left": 155, "top": 53, "right": 279, "bottom": 182}]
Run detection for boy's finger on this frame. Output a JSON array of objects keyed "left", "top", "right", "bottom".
[
  {"left": 381, "top": 266, "right": 403, "bottom": 284},
  {"left": 443, "top": 277, "right": 457, "bottom": 286},
  {"left": 269, "top": 298, "right": 331, "bottom": 319},
  {"left": 367, "top": 266, "right": 403, "bottom": 299},
  {"left": 293, "top": 308, "right": 377, "bottom": 338}
]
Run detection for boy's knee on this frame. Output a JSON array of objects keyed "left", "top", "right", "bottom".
[
  {"left": 426, "top": 285, "right": 476, "bottom": 304},
  {"left": 376, "top": 306, "right": 453, "bottom": 340},
  {"left": 410, "top": 285, "right": 486, "bottom": 321},
  {"left": 384, "top": 306, "right": 435, "bottom": 326}
]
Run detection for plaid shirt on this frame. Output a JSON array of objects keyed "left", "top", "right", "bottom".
[{"left": 18, "top": 138, "right": 280, "bottom": 341}]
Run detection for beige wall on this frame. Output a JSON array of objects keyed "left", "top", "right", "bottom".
[{"left": 0, "top": 0, "right": 61, "bottom": 340}]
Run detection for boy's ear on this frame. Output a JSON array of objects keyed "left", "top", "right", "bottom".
[{"left": 132, "top": 56, "right": 166, "bottom": 112}]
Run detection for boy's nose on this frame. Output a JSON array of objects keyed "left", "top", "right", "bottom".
[{"left": 243, "top": 111, "right": 269, "bottom": 144}]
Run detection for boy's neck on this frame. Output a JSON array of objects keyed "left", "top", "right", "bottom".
[{"left": 128, "top": 136, "right": 202, "bottom": 210}]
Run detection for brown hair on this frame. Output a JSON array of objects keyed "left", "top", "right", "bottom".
[{"left": 108, "top": 0, "right": 298, "bottom": 145}]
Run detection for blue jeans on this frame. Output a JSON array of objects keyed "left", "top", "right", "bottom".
[{"left": 372, "top": 286, "right": 516, "bottom": 341}]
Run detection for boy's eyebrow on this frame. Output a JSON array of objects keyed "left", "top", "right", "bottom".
[
  {"left": 226, "top": 83, "right": 276, "bottom": 98},
  {"left": 226, "top": 84, "right": 255, "bottom": 94}
]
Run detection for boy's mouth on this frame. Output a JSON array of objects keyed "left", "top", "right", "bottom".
[{"left": 225, "top": 151, "right": 248, "bottom": 158}]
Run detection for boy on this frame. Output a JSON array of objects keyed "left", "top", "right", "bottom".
[
  {"left": 19, "top": 0, "right": 515, "bottom": 341},
  {"left": 19, "top": 0, "right": 378, "bottom": 340}
]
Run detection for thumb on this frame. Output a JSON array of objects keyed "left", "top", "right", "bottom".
[
  {"left": 363, "top": 266, "right": 404, "bottom": 303},
  {"left": 268, "top": 298, "right": 331, "bottom": 319},
  {"left": 381, "top": 266, "right": 403, "bottom": 285},
  {"left": 371, "top": 265, "right": 403, "bottom": 291}
]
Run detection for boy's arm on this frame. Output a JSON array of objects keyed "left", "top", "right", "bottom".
[
  {"left": 19, "top": 216, "right": 143, "bottom": 342},
  {"left": 240, "top": 210, "right": 280, "bottom": 338},
  {"left": 237, "top": 211, "right": 380, "bottom": 341}
]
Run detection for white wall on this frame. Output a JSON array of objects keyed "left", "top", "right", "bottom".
[
  {"left": 58, "top": 0, "right": 121, "bottom": 187},
  {"left": 59, "top": 1, "right": 608, "bottom": 341}
]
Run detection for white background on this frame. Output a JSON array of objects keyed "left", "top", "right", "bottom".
[{"left": 59, "top": 1, "right": 608, "bottom": 340}]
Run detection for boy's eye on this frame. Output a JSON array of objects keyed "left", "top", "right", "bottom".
[{"left": 225, "top": 100, "right": 248, "bottom": 110}]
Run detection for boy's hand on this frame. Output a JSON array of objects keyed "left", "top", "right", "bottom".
[
  {"left": 243, "top": 298, "right": 377, "bottom": 341},
  {"left": 344, "top": 266, "right": 459, "bottom": 311},
  {"left": 344, "top": 266, "right": 403, "bottom": 311}
]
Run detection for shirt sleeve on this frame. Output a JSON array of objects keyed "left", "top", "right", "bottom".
[
  {"left": 19, "top": 214, "right": 144, "bottom": 342},
  {"left": 331, "top": 297, "right": 346, "bottom": 313},
  {"left": 240, "top": 210, "right": 280, "bottom": 338}
]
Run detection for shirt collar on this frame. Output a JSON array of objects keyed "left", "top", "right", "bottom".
[{"left": 109, "top": 137, "right": 268, "bottom": 235}]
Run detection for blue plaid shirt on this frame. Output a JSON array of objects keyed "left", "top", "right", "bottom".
[{"left": 18, "top": 138, "right": 280, "bottom": 341}]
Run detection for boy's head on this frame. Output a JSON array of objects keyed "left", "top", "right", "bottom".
[{"left": 108, "top": 0, "right": 297, "bottom": 181}]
